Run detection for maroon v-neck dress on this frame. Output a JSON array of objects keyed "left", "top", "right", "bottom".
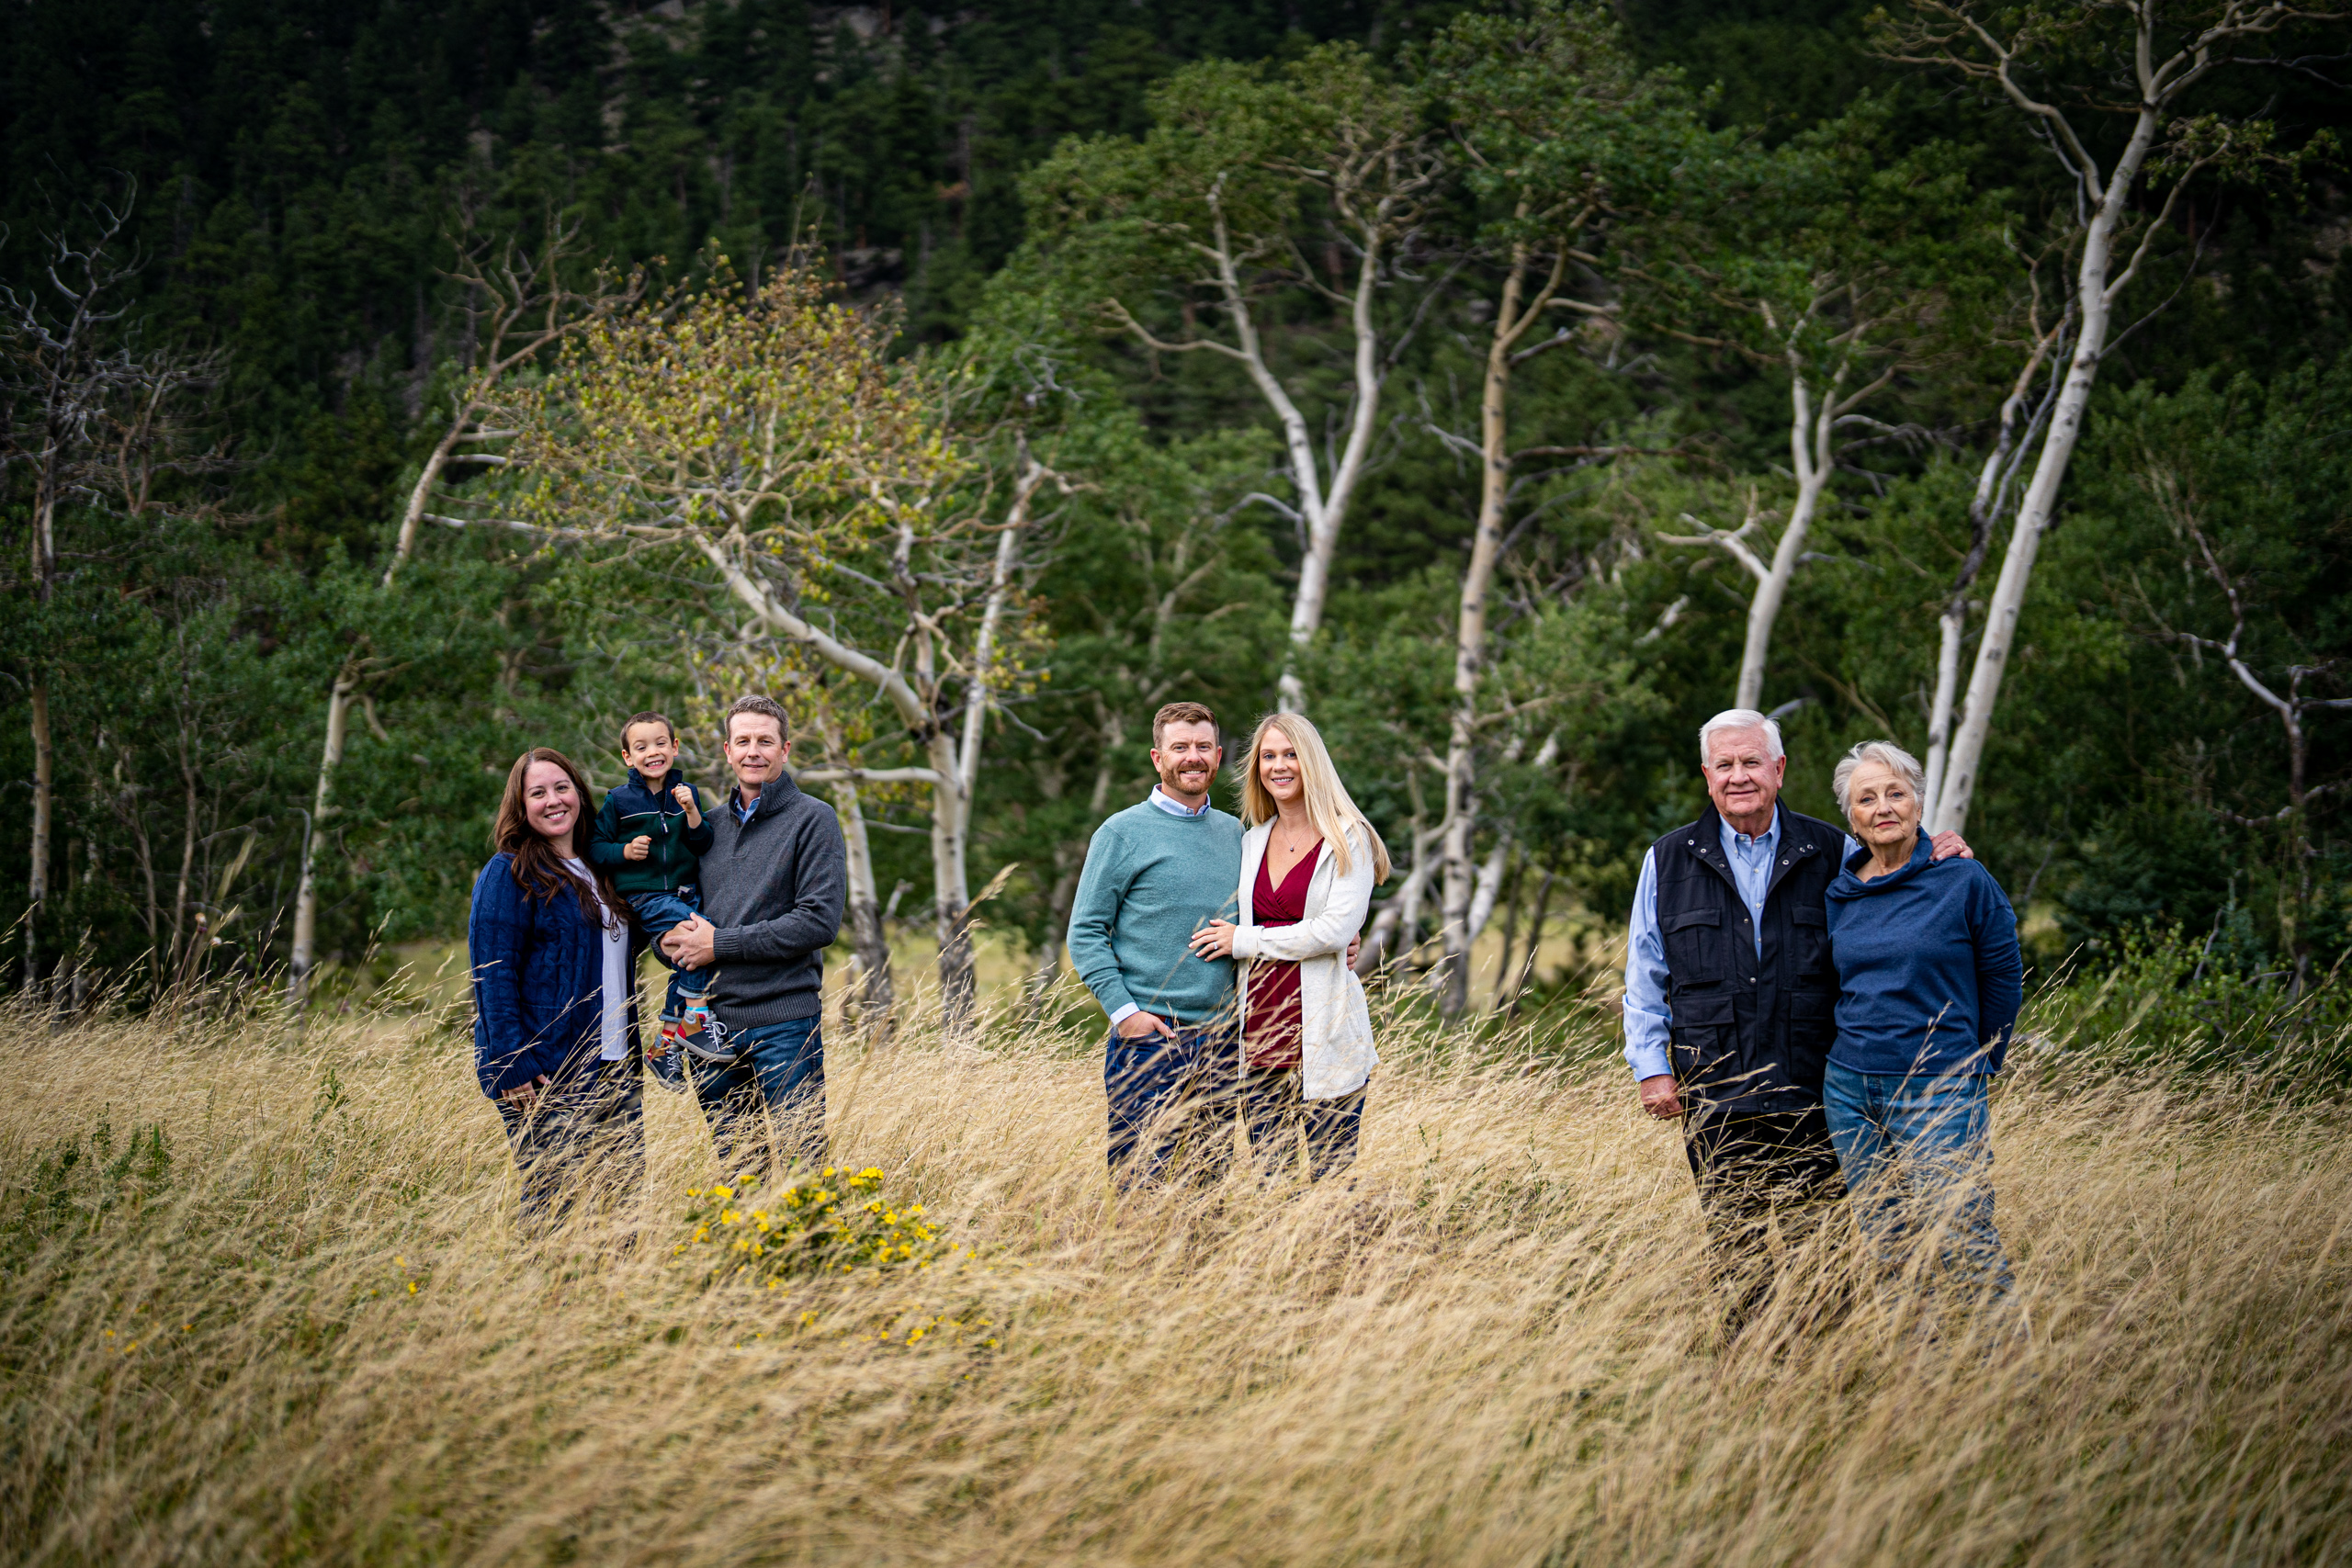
[{"left": 1245, "top": 842, "right": 1324, "bottom": 1070}]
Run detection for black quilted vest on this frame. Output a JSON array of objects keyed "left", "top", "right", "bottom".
[{"left": 1648, "top": 805, "right": 1844, "bottom": 1116}]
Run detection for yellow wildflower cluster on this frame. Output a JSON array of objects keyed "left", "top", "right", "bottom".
[
  {"left": 867, "top": 1311, "right": 1000, "bottom": 1351},
  {"left": 675, "top": 1166, "right": 971, "bottom": 1287}
]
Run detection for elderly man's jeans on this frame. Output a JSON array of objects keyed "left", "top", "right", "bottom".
[
  {"left": 692, "top": 1015, "right": 825, "bottom": 1176},
  {"left": 1822, "top": 1061, "right": 2015, "bottom": 1303},
  {"left": 1105, "top": 1021, "right": 1243, "bottom": 1186},
  {"left": 496, "top": 1060, "right": 644, "bottom": 1235}
]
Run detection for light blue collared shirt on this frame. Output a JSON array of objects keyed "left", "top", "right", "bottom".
[
  {"left": 1622, "top": 808, "right": 1861, "bottom": 1080},
  {"left": 1146, "top": 784, "right": 1212, "bottom": 819}
]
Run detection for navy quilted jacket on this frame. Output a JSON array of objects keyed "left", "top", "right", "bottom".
[{"left": 468, "top": 852, "right": 644, "bottom": 1097}]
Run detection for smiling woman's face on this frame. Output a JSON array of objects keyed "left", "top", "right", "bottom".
[
  {"left": 522, "top": 760, "right": 582, "bottom": 848},
  {"left": 1845, "top": 759, "right": 1921, "bottom": 852},
  {"left": 1258, "top": 728, "right": 1304, "bottom": 807}
]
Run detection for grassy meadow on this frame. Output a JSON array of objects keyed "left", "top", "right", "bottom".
[{"left": 4, "top": 967, "right": 2351, "bottom": 1567}]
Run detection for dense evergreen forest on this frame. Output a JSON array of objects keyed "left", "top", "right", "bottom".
[{"left": 4, "top": 0, "right": 2347, "bottom": 1017}]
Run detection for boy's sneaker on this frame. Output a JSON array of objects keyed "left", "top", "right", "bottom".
[
  {"left": 646, "top": 1017, "right": 690, "bottom": 1093},
  {"left": 678, "top": 1007, "right": 738, "bottom": 1066}
]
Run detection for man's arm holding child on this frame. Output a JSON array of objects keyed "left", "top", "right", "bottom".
[{"left": 663, "top": 813, "right": 845, "bottom": 968}]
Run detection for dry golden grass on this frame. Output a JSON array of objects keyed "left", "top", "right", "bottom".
[{"left": 4, "top": 986, "right": 2350, "bottom": 1567}]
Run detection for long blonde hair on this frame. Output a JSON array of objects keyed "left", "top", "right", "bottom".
[{"left": 1238, "top": 712, "right": 1392, "bottom": 882}]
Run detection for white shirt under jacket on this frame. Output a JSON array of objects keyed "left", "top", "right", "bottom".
[{"left": 1230, "top": 819, "right": 1379, "bottom": 1100}]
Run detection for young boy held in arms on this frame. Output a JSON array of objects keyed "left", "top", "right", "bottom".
[{"left": 587, "top": 712, "right": 727, "bottom": 1065}]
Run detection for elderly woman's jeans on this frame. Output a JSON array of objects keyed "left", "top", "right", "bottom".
[
  {"left": 1822, "top": 1061, "right": 2015, "bottom": 1305},
  {"left": 496, "top": 1060, "right": 645, "bottom": 1235}
]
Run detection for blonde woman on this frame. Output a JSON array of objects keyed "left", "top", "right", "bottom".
[{"left": 1189, "top": 712, "right": 1390, "bottom": 1179}]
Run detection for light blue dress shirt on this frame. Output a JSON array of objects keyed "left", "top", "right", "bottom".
[
  {"left": 1622, "top": 808, "right": 1860, "bottom": 1081},
  {"left": 1146, "top": 784, "right": 1212, "bottom": 819}
]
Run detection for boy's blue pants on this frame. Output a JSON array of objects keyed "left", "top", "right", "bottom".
[{"left": 627, "top": 888, "right": 710, "bottom": 1019}]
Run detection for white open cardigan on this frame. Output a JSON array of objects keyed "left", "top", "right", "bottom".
[{"left": 1230, "top": 819, "right": 1378, "bottom": 1100}]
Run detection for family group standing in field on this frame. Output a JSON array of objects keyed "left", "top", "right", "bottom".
[{"left": 469, "top": 694, "right": 2023, "bottom": 1334}]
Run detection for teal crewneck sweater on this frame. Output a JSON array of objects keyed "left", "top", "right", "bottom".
[{"left": 1066, "top": 798, "right": 1243, "bottom": 1027}]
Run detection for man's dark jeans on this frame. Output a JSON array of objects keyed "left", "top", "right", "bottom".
[
  {"left": 1106, "top": 1021, "right": 1242, "bottom": 1187},
  {"left": 495, "top": 1060, "right": 644, "bottom": 1235},
  {"left": 692, "top": 1014, "right": 825, "bottom": 1176},
  {"left": 1240, "top": 1066, "right": 1365, "bottom": 1181},
  {"left": 1683, "top": 1104, "right": 1847, "bottom": 1333}
]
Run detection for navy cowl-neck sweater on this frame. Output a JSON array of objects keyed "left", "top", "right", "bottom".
[{"left": 1825, "top": 835, "right": 2024, "bottom": 1077}]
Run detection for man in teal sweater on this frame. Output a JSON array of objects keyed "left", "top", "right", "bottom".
[{"left": 1066, "top": 700, "right": 1245, "bottom": 1184}]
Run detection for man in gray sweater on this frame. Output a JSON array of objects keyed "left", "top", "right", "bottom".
[{"left": 662, "top": 694, "right": 847, "bottom": 1172}]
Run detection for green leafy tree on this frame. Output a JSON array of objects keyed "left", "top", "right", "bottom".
[
  {"left": 1648, "top": 106, "right": 2008, "bottom": 713},
  {"left": 1418, "top": 0, "right": 1713, "bottom": 1013},
  {"left": 1018, "top": 41, "right": 1439, "bottom": 707},
  {"left": 1877, "top": 0, "right": 2350, "bottom": 834},
  {"left": 286, "top": 215, "right": 642, "bottom": 1008},
  {"left": 506, "top": 263, "right": 1028, "bottom": 1029}
]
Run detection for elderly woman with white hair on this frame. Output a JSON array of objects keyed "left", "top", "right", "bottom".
[{"left": 1824, "top": 739, "right": 2025, "bottom": 1310}]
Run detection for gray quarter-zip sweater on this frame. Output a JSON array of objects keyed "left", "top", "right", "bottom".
[{"left": 698, "top": 773, "right": 847, "bottom": 1028}]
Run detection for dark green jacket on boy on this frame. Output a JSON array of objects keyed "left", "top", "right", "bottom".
[{"left": 586, "top": 767, "right": 716, "bottom": 895}]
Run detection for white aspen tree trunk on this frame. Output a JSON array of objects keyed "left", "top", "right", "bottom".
[
  {"left": 1360, "top": 856, "right": 1429, "bottom": 974},
  {"left": 25, "top": 680, "right": 50, "bottom": 998},
  {"left": 1736, "top": 365, "right": 1838, "bottom": 711},
  {"left": 830, "top": 778, "right": 894, "bottom": 1032},
  {"left": 956, "top": 451, "right": 1039, "bottom": 794},
  {"left": 171, "top": 739, "right": 198, "bottom": 985},
  {"left": 288, "top": 671, "right": 354, "bottom": 1007},
  {"left": 381, "top": 420, "right": 469, "bottom": 592},
  {"left": 1193, "top": 194, "right": 1385, "bottom": 713},
  {"left": 924, "top": 718, "right": 976, "bottom": 1032},
  {"left": 1932, "top": 111, "right": 2155, "bottom": 835},
  {"left": 24, "top": 460, "right": 58, "bottom": 999},
  {"left": 1924, "top": 417, "right": 2021, "bottom": 824},
  {"left": 1922, "top": 325, "right": 2060, "bottom": 824},
  {"left": 1396, "top": 838, "right": 1434, "bottom": 966},
  {"left": 1922, "top": 612, "right": 1968, "bottom": 829},
  {"left": 931, "top": 459, "right": 1037, "bottom": 1033},
  {"left": 1464, "top": 835, "right": 1510, "bottom": 948},
  {"left": 1282, "top": 231, "right": 1388, "bottom": 710},
  {"left": 288, "top": 414, "right": 468, "bottom": 1008},
  {"left": 1446, "top": 729, "right": 1555, "bottom": 991},
  {"left": 1420, "top": 841, "right": 1514, "bottom": 1010},
  {"left": 695, "top": 536, "right": 976, "bottom": 1031},
  {"left": 1397, "top": 819, "right": 1444, "bottom": 972},
  {"left": 1438, "top": 238, "right": 1544, "bottom": 1015}
]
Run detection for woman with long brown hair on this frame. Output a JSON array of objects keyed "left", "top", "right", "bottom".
[{"left": 469, "top": 747, "right": 645, "bottom": 1231}]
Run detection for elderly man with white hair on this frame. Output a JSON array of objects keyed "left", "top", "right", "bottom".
[{"left": 1623, "top": 709, "right": 1971, "bottom": 1337}]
